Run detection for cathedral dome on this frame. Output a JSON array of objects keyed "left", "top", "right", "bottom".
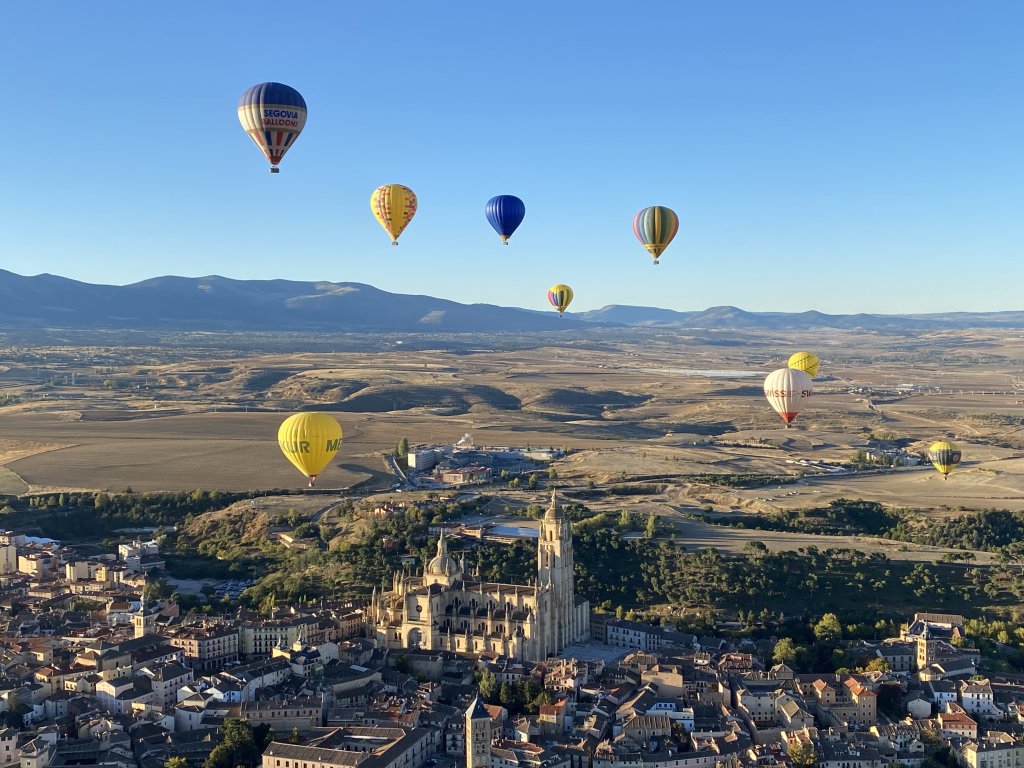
[{"left": 427, "top": 532, "right": 460, "bottom": 577}]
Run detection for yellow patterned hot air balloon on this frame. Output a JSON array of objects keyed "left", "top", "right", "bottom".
[
  {"left": 633, "top": 206, "right": 680, "bottom": 265},
  {"left": 371, "top": 184, "right": 417, "bottom": 245},
  {"left": 928, "top": 441, "right": 961, "bottom": 479},
  {"left": 788, "top": 351, "right": 820, "bottom": 378},
  {"left": 278, "top": 413, "right": 343, "bottom": 487},
  {"left": 548, "top": 284, "right": 573, "bottom": 316}
]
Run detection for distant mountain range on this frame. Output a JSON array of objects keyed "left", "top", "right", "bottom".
[
  {"left": 1, "top": 270, "right": 1022, "bottom": 333},
  {"left": 577, "top": 304, "right": 1024, "bottom": 331}
]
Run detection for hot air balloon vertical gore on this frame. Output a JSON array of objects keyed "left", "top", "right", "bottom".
[
  {"left": 788, "top": 351, "right": 821, "bottom": 378},
  {"left": 763, "top": 368, "right": 813, "bottom": 427},
  {"left": 371, "top": 184, "right": 418, "bottom": 245},
  {"left": 633, "top": 206, "right": 679, "bottom": 265},
  {"left": 548, "top": 284, "right": 573, "bottom": 316},
  {"left": 485, "top": 195, "right": 526, "bottom": 244},
  {"left": 277, "top": 413, "right": 343, "bottom": 488},
  {"left": 237, "top": 82, "right": 307, "bottom": 173},
  {"left": 928, "top": 441, "right": 962, "bottom": 479}
]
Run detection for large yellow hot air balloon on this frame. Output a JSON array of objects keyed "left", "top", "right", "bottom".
[
  {"left": 548, "top": 284, "right": 573, "bottom": 316},
  {"left": 371, "top": 184, "right": 417, "bottom": 245},
  {"left": 763, "top": 368, "right": 813, "bottom": 427},
  {"left": 788, "top": 351, "right": 820, "bottom": 379},
  {"left": 928, "top": 441, "right": 961, "bottom": 479},
  {"left": 278, "top": 413, "right": 343, "bottom": 487}
]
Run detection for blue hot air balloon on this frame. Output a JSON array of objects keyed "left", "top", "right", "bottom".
[
  {"left": 485, "top": 195, "right": 526, "bottom": 244},
  {"left": 237, "top": 82, "right": 307, "bottom": 173}
]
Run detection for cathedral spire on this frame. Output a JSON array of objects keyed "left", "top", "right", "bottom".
[{"left": 545, "top": 489, "right": 561, "bottom": 520}]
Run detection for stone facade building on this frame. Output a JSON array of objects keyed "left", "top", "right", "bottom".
[{"left": 369, "top": 492, "right": 589, "bottom": 661}]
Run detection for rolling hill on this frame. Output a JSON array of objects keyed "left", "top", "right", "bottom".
[{"left": 0, "top": 270, "right": 1022, "bottom": 333}]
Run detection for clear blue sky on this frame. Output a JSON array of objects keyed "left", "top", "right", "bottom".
[{"left": 1, "top": 2, "right": 1021, "bottom": 314}]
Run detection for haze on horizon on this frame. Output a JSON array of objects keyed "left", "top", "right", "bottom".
[{"left": 0, "top": 1, "right": 1021, "bottom": 316}]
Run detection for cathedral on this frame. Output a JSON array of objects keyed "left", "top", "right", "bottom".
[{"left": 368, "top": 491, "right": 590, "bottom": 661}]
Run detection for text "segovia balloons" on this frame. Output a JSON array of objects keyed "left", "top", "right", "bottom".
[
  {"left": 764, "top": 368, "right": 813, "bottom": 427},
  {"left": 278, "top": 413, "right": 343, "bottom": 488},
  {"left": 633, "top": 206, "right": 679, "bottom": 265},
  {"left": 485, "top": 195, "right": 526, "bottom": 245},
  {"left": 237, "top": 82, "right": 307, "bottom": 173},
  {"left": 928, "top": 441, "right": 962, "bottom": 479},
  {"left": 788, "top": 351, "right": 821, "bottom": 379},
  {"left": 548, "top": 284, "right": 573, "bottom": 316},
  {"left": 371, "top": 184, "right": 418, "bottom": 245}
]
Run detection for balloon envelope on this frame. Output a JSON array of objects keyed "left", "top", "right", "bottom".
[
  {"left": 237, "top": 82, "right": 307, "bottom": 172},
  {"left": 633, "top": 206, "right": 679, "bottom": 264},
  {"left": 763, "top": 368, "right": 813, "bottom": 425},
  {"left": 788, "top": 351, "right": 821, "bottom": 378},
  {"left": 485, "top": 195, "right": 526, "bottom": 244},
  {"left": 278, "top": 413, "right": 343, "bottom": 486},
  {"left": 371, "top": 184, "right": 418, "bottom": 244},
  {"left": 928, "top": 441, "right": 961, "bottom": 477},
  {"left": 548, "top": 284, "right": 573, "bottom": 316}
]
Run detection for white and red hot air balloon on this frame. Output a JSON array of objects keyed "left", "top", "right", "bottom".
[{"left": 763, "top": 368, "right": 813, "bottom": 427}]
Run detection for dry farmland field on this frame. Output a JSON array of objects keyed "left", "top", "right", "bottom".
[{"left": 2, "top": 326, "right": 1024, "bottom": 520}]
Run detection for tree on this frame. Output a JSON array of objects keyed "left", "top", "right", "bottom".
[
  {"left": 478, "top": 668, "right": 498, "bottom": 701},
  {"left": 528, "top": 689, "right": 553, "bottom": 714},
  {"left": 205, "top": 718, "right": 258, "bottom": 768},
  {"left": 252, "top": 724, "right": 274, "bottom": 750},
  {"left": 527, "top": 474, "right": 538, "bottom": 490},
  {"left": 499, "top": 681, "right": 515, "bottom": 707},
  {"left": 396, "top": 437, "right": 409, "bottom": 458},
  {"left": 813, "top": 613, "right": 843, "bottom": 643},
  {"left": 788, "top": 741, "right": 819, "bottom": 768},
  {"left": 645, "top": 513, "right": 657, "bottom": 539},
  {"left": 547, "top": 467, "right": 558, "bottom": 479},
  {"left": 744, "top": 540, "right": 768, "bottom": 556},
  {"left": 165, "top": 758, "right": 189, "bottom": 768},
  {"left": 773, "top": 638, "right": 797, "bottom": 666},
  {"left": 863, "top": 657, "right": 891, "bottom": 673},
  {"left": 289, "top": 727, "right": 301, "bottom": 744},
  {"left": 203, "top": 744, "right": 233, "bottom": 768}
]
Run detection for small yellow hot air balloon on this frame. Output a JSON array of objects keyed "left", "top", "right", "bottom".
[
  {"left": 548, "top": 284, "right": 573, "bottom": 316},
  {"left": 278, "top": 413, "right": 343, "bottom": 487},
  {"left": 928, "top": 441, "right": 961, "bottom": 479},
  {"left": 788, "top": 351, "right": 820, "bottom": 379},
  {"left": 370, "top": 184, "right": 417, "bottom": 245}
]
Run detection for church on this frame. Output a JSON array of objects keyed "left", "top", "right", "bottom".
[{"left": 367, "top": 491, "right": 590, "bottom": 661}]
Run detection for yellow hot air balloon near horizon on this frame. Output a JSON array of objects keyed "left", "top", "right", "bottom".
[
  {"left": 928, "top": 440, "right": 961, "bottom": 479},
  {"left": 788, "top": 351, "right": 821, "bottom": 378},
  {"left": 371, "top": 184, "right": 417, "bottom": 245},
  {"left": 278, "top": 413, "right": 343, "bottom": 487},
  {"left": 548, "top": 284, "right": 573, "bottom": 316}
]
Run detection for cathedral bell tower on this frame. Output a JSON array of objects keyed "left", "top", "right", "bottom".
[
  {"left": 537, "top": 490, "right": 576, "bottom": 655},
  {"left": 466, "top": 696, "right": 492, "bottom": 768}
]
